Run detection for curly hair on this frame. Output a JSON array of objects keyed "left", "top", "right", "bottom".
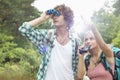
[{"left": 54, "top": 4, "right": 74, "bottom": 30}]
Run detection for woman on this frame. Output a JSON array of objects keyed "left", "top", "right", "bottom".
[{"left": 76, "top": 22, "right": 114, "bottom": 80}]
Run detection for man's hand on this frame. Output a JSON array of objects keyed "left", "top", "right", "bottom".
[
  {"left": 28, "top": 12, "right": 52, "bottom": 27},
  {"left": 40, "top": 12, "right": 52, "bottom": 21}
]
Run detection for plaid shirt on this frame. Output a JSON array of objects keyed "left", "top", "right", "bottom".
[{"left": 19, "top": 22, "right": 82, "bottom": 80}]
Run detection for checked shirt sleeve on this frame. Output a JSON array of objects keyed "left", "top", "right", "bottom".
[
  {"left": 18, "top": 22, "right": 48, "bottom": 48},
  {"left": 72, "top": 34, "right": 82, "bottom": 76}
]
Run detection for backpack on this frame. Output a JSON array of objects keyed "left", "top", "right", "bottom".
[{"left": 85, "top": 47, "right": 120, "bottom": 80}]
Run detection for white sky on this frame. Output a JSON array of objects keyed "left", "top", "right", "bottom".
[{"left": 33, "top": 0, "right": 107, "bottom": 33}]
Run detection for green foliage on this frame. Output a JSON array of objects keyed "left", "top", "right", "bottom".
[
  {"left": 0, "top": 0, "right": 40, "bottom": 48},
  {"left": 0, "top": 33, "right": 17, "bottom": 64},
  {"left": 92, "top": 9, "right": 120, "bottom": 44},
  {"left": 0, "top": 65, "right": 35, "bottom": 80},
  {"left": 0, "top": 0, "right": 53, "bottom": 48},
  {"left": 0, "top": 0, "right": 53, "bottom": 79},
  {"left": 113, "top": 0, "right": 120, "bottom": 16},
  {"left": 112, "top": 31, "right": 120, "bottom": 48},
  {"left": 0, "top": 32, "right": 40, "bottom": 79}
]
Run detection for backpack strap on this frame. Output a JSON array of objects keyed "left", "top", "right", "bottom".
[
  {"left": 75, "top": 38, "right": 78, "bottom": 57},
  {"left": 104, "top": 46, "right": 120, "bottom": 80},
  {"left": 46, "top": 29, "right": 55, "bottom": 48},
  {"left": 84, "top": 52, "right": 114, "bottom": 77},
  {"left": 112, "top": 47, "right": 120, "bottom": 80},
  {"left": 101, "top": 52, "right": 116, "bottom": 80},
  {"left": 84, "top": 52, "right": 103, "bottom": 71},
  {"left": 74, "top": 34, "right": 82, "bottom": 57},
  {"left": 84, "top": 48, "right": 119, "bottom": 80},
  {"left": 85, "top": 55, "right": 91, "bottom": 72}
]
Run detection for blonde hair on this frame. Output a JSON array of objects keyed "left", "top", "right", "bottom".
[{"left": 84, "top": 30, "right": 95, "bottom": 41}]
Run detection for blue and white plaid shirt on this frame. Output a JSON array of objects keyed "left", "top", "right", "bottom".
[{"left": 19, "top": 22, "right": 82, "bottom": 80}]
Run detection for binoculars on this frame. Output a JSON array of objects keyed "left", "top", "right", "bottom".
[
  {"left": 79, "top": 45, "right": 91, "bottom": 54},
  {"left": 46, "top": 9, "right": 61, "bottom": 16}
]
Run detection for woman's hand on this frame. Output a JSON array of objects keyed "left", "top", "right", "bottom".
[
  {"left": 78, "top": 44, "right": 88, "bottom": 58},
  {"left": 77, "top": 45, "right": 86, "bottom": 80}
]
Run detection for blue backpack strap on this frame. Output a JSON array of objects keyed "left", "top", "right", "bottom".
[
  {"left": 85, "top": 52, "right": 114, "bottom": 77},
  {"left": 112, "top": 47, "right": 120, "bottom": 80},
  {"left": 101, "top": 46, "right": 120, "bottom": 80},
  {"left": 85, "top": 55, "right": 91, "bottom": 72},
  {"left": 85, "top": 53, "right": 103, "bottom": 72},
  {"left": 100, "top": 52, "right": 114, "bottom": 79},
  {"left": 85, "top": 47, "right": 120, "bottom": 80}
]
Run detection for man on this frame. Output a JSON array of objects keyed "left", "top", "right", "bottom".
[{"left": 19, "top": 4, "right": 81, "bottom": 80}]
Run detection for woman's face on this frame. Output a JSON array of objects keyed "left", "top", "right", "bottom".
[{"left": 84, "top": 31, "right": 98, "bottom": 49}]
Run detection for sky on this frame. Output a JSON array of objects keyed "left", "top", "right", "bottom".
[{"left": 33, "top": 0, "right": 107, "bottom": 33}]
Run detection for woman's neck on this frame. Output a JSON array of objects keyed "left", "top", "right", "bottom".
[{"left": 90, "top": 47, "right": 102, "bottom": 58}]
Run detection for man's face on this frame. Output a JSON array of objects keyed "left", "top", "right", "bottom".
[{"left": 52, "top": 14, "right": 66, "bottom": 27}]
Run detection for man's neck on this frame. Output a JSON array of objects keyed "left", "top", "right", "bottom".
[
  {"left": 56, "top": 27, "right": 68, "bottom": 37},
  {"left": 56, "top": 26, "right": 70, "bottom": 45}
]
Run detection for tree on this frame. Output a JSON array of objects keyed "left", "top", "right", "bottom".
[
  {"left": 0, "top": 31, "right": 40, "bottom": 80},
  {"left": 0, "top": 0, "right": 44, "bottom": 79},
  {"left": 92, "top": 8, "right": 120, "bottom": 44},
  {"left": 0, "top": 32, "right": 24, "bottom": 65},
  {"left": 113, "top": 0, "right": 120, "bottom": 16},
  {"left": 0, "top": 0, "right": 39, "bottom": 48},
  {"left": 112, "top": 31, "right": 120, "bottom": 48}
]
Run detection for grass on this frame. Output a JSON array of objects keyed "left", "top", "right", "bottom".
[{"left": 0, "top": 65, "right": 36, "bottom": 80}]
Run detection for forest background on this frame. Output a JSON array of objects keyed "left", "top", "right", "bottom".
[{"left": 0, "top": 0, "right": 120, "bottom": 80}]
